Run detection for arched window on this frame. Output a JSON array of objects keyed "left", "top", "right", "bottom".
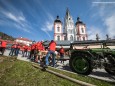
[
  {"left": 83, "top": 37, "right": 85, "bottom": 41},
  {"left": 57, "top": 36, "right": 60, "bottom": 41},
  {"left": 57, "top": 26, "right": 60, "bottom": 32},
  {"left": 64, "top": 36, "right": 66, "bottom": 40},
  {"left": 77, "top": 37, "right": 79, "bottom": 41},
  {"left": 81, "top": 28, "right": 84, "bottom": 33},
  {"left": 70, "top": 35, "right": 73, "bottom": 41}
]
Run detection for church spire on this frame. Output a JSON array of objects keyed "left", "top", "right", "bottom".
[{"left": 66, "top": 8, "right": 70, "bottom": 17}]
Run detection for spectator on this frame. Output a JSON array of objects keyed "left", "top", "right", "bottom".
[
  {"left": 29, "top": 42, "right": 36, "bottom": 61},
  {"left": 23, "top": 45, "right": 28, "bottom": 57},
  {"left": 15, "top": 43, "right": 20, "bottom": 56},
  {"left": 27, "top": 45, "right": 31, "bottom": 57},
  {"left": 59, "top": 45, "right": 65, "bottom": 63},
  {"left": 0, "top": 40, "right": 7, "bottom": 55},
  {"left": 9, "top": 43, "right": 17, "bottom": 56}
]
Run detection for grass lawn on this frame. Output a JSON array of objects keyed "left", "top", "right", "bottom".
[
  {"left": 0, "top": 56, "right": 78, "bottom": 86},
  {"left": 0, "top": 56, "right": 114, "bottom": 86},
  {"left": 48, "top": 67, "right": 114, "bottom": 86}
]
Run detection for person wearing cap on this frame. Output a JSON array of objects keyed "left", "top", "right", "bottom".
[{"left": 44, "top": 40, "right": 56, "bottom": 68}]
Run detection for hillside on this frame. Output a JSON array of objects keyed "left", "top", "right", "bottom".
[{"left": 0, "top": 32, "right": 15, "bottom": 41}]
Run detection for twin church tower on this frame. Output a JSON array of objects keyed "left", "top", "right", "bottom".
[{"left": 54, "top": 8, "right": 88, "bottom": 41}]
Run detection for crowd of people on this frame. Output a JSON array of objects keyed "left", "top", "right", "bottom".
[{"left": 0, "top": 40, "right": 65, "bottom": 68}]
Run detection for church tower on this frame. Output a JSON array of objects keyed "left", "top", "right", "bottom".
[
  {"left": 75, "top": 17, "right": 88, "bottom": 41},
  {"left": 64, "top": 8, "right": 75, "bottom": 41},
  {"left": 54, "top": 16, "right": 63, "bottom": 41}
]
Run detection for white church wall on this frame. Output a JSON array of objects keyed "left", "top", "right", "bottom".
[
  {"left": 55, "top": 24, "right": 62, "bottom": 33},
  {"left": 79, "top": 25, "right": 86, "bottom": 34}
]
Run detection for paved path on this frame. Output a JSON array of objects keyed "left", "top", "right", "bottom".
[{"left": 3, "top": 49, "right": 115, "bottom": 83}]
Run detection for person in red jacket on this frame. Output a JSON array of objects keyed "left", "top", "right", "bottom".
[
  {"left": 35, "top": 41, "right": 45, "bottom": 63},
  {"left": 59, "top": 45, "right": 65, "bottom": 63},
  {"left": 0, "top": 40, "right": 7, "bottom": 55},
  {"left": 23, "top": 45, "right": 28, "bottom": 57},
  {"left": 44, "top": 40, "right": 56, "bottom": 68},
  {"left": 15, "top": 43, "right": 20, "bottom": 56},
  {"left": 9, "top": 43, "right": 17, "bottom": 56}
]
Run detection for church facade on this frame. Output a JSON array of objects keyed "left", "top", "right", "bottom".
[{"left": 54, "top": 9, "right": 88, "bottom": 41}]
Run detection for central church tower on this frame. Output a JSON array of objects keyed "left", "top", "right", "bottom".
[
  {"left": 64, "top": 8, "right": 75, "bottom": 41},
  {"left": 54, "top": 8, "right": 88, "bottom": 41}
]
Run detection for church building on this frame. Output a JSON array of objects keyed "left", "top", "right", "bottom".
[{"left": 54, "top": 8, "right": 88, "bottom": 41}]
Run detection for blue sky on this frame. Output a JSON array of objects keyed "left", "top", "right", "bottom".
[{"left": 0, "top": 0, "right": 115, "bottom": 41}]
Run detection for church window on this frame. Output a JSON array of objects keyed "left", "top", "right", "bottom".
[
  {"left": 71, "top": 30, "right": 73, "bottom": 34},
  {"left": 57, "top": 26, "right": 60, "bottom": 32},
  {"left": 77, "top": 37, "right": 79, "bottom": 41},
  {"left": 57, "top": 36, "right": 60, "bottom": 41},
  {"left": 70, "top": 35, "right": 73, "bottom": 41},
  {"left": 81, "top": 28, "right": 84, "bottom": 33},
  {"left": 64, "top": 36, "right": 66, "bottom": 40},
  {"left": 83, "top": 37, "right": 85, "bottom": 41}
]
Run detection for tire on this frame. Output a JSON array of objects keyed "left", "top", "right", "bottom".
[
  {"left": 104, "top": 54, "right": 115, "bottom": 75},
  {"left": 105, "top": 68, "right": 115, "bottom": 75},
  {"left": 69, "top": 52, "right": 93, "bottom": 75}
]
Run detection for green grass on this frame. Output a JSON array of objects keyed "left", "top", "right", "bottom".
[
  {"left": 0, "top": 56, "right": 78, "bottom": 86},
  {"left": 0, "top": 56, "right": 114, "bottom": 86},
  {"left": 48, "top": 66, "right": 114, "bottom": 86}
]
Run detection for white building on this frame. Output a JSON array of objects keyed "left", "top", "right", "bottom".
[
  {"left": 54, "top": 8, "right": 88, "bottom": 41},
  {"left": 15, "top": 37, "right": 32, "bottom": 46}
]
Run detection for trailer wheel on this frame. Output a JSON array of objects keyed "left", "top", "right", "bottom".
[
  {"left": 69, "top": 53, "right": 93, "bottom": 75},
  {"left": 104, "top": 54, "right": 115, "bottom": 75},
  {"left": 105, "top": 68, "right": 115, "bottom": 75}
]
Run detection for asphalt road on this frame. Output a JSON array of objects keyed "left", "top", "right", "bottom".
[{"left": 3, "top": 49, "right": 115, "bottom": 83}]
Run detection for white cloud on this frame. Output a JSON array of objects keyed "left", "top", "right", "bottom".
[
  {"left": 104, "top": 14, "right": 115, "bottom": 38},
  {"left": 90, "top": 0, "right": 115, "bottom": 40},
  {"left": 41, "top": 29, "right": 51, "bottom": 39},
  {"left": 1, "top": 10, "right": 32, "bottom": 33},
  {"left": 41, "top": 13, "right": 54, "bottom": 39},
  {"left": 87, "top": 26, "right": 105, "bottom": 40},
  {"left": 43, "top": 21, "right": 53, "bottom": 31}
]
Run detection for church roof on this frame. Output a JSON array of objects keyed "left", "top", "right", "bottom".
[
  {"left": 43, "top": 40, "right": 71, "bottom": 46},
  {"left": 54, "top": 16, "right": 62, "bottom": 23},
  {"left": 75, "top": 17, "right": 84, "bottom": 25}
]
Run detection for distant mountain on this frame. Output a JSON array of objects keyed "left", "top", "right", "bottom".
[{"left": 0, "top": 32, "right": 15, "bottom": 41}]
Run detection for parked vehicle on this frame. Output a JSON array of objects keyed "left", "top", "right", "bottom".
[{"left": 69, "top": 40, "right": 115, "bottom": 75}]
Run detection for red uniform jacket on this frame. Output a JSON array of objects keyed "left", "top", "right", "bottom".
[
  {"left": 49, "top": 41, "right": 56, "bottom": 51},
  {"left": 1, "top": 41, "right": 7, "bottom": 47},
  {"left": 59, "top": 48, "right": 64, "bottom": 54}
]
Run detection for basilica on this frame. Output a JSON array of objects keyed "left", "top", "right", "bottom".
[{"left": 54, "top": 8, "right": 88, "bottom": 41}]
